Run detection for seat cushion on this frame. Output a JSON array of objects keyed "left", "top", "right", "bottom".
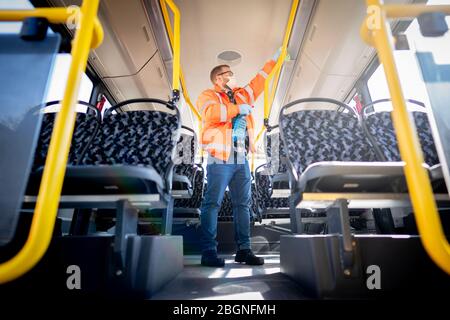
[
  {"left": 298, "top": 161, "right": 409, "bottom": 193},
  {"left": 27, "top": 165, "right": 164, "bottom": 196}
]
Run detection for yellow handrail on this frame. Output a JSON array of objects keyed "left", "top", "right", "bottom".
[
  {"left": 0, "top": 0, "right": 102, "bottom": 284},
  {"left": 0, "top": 7, "right": 103, "bottom": 49},
  {"left": 252, "top": 0, "right": 299, "bottom": 172},
  {"left": 160, "top": 0, "right": 204, "bottom": 161},
  {"left": 384, "top": 4, "right": 450, "bottom": 18},
  {"left": 361, "top": 0, "right": 450, "bottom": 275},
  {"left": 264, "top": 0, "right": 299, "bottom": 123},
  {"left": 159, "top": 0, "right": 201, "bottom": 120},
  {"left": 160, "top": 0, "right": 180, "bottom": 93}
]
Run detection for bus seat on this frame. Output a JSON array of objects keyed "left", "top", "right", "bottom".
[
  {"left": 264, "top": 128, "right": 290, "bottom": 197},
  {"left": 78, "top": 102, "right": 179, "bottom": 196},
  {"left": 252, "top": 128, "right": 291, "bottom": 219},
  {"left": 172, "top": 127, "right": 198, "bottom": 199},
  {"left": 280, "top": 108, "right": 377, "bottom": 177},
  {"left": 213, "top": 185, "right": 259, "bottom": 222},
  {"left": 251, "top": 182, "right": 262, "bottom": 223},
  {"left": 218, "top": 190, "right": 233, "bottom": 221},
  {"left": 171, "top": 126, "right": 205, "bottom": 218},
  {"left": 30, "top": 101, "right": 101, "bottom": 172},
  {"left": 362, "top": 100, "right": 444, "bottom": 193},
  {"left": 254, "top": 165, "right": 290, "bottom": 219},
  {"left": 0, "top": 32, "right": 60, "bottom": 246},
  {"left": 24, "top": 99, "right": 181, "bottom": 235},
  {"left": 363, "top": 102, "right": 439, "bottom": 166},
  {"left": 278, "top": 99, "right": 419, "bottom": 209},
  {"left": 173, "top": 164, "right": 204, "bottom": 217},
  {"left": 26, "top": 101, "right": 101, "bottom": 195}
]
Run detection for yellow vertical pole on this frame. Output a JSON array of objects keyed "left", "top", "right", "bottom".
[
  {"left": 256, "top": 0, "right": 299, "bottom": 171},
  {"left": 362, "top": 0, "right": 450, "bottom": 275},
  {"left": 162, "top": 0, "right": 180, "bottom": 92},
  {"left": 0, "top": 0, "right": 101, "bottom": 284}
]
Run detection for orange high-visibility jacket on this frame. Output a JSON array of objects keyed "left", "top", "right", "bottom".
[{"left": 196, "top": 59, "right": 276, "bottom": 161}]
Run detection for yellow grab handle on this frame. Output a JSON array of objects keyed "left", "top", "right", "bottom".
[
  {"left": 0, "top": 7, "right": 103, "bottom": 49},
  {"left": 0, "top": 0, "right": 102, "bottom": 284},
  {"left": 264, "top": 0, "right": 299, "bottom": 120},
  {"left": 159, "top": 0, "right": 201, "bottom": 121},
  {"left": 361, "top": 0, "right": 450, "bottom": 275},
  {"left": 159, "top": 0, "right": 180, "bottom": 93}
]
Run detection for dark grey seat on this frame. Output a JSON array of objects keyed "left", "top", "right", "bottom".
[
  {"left": 25, "top": 98, "right": 181, "bottom": 234},
  {"left": 278, "top": 98, "right": 427, "bottom": 210},
  {"left": 264, "top": 127, "right": 291, "bottom": 197},
  {"left": 0, "top": 32, "right": 61, "bottom": 245},
  {"left": 362, "top": 100, "right": 440, "bottom": 161},
  {"left": 253, "top": 127, "right": 291, "bottom": 219},
  {"left": 26, "top": 101, "right": 101, "bottom": 194},
  {"left": 79, "top": 99, "right": 179, "bottom": 199},
  {"left": 172, "top": 126, "right": 199, "bottom": 199},
  {"left": 254, "top": 165, "right": 290, "bottom": 218},
  {"left": 35, "top": 101, "right": 101, "bottom": 166},
  {"left": 361, "top": 99, "right": 446, "bottom": 194},
  {"left": 172, "top": 126, "right": 205, "bottom": 217}
]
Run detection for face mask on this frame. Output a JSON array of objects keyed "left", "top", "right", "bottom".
[{"left": 225, "top": 75, "right": 237, "bottom": 90}]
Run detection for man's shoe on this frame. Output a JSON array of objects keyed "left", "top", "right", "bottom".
[
  {"left": 201, "top": 250, "right": 225, "bottom": 267},
  {"left": 235, "top": 249, "right": 264, "bottom": 265}
]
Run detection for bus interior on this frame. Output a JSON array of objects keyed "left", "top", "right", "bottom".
[{"left": 0, "top": 0, "right": 450, "bottom": 300}]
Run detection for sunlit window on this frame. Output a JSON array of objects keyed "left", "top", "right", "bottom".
[
  {"left": 45, "top": 54, "right": 94, "bottom": 105},
  {"left": 0, "top": 0, "right": 34, "bottom": 33},
  {"left": 367, "top": 0, "right": 450, "bottom": 111},
  {"left": 0, "top": 1, "right": 94, "bottom": 111}
]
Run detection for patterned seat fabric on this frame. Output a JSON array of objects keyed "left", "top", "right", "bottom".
[
  {"left": 174, "top": 165, "right": 204, "bottom": 209},
  {"left": 218, "top": 190, "right": 233, "bottom": 220},
  {"left": 173, "top": 132, "right": 197, "bottom": 185},
  {"left": 250, "top": 183, "right": 262, "bottom": 221},
  {"left": 265, "top": 131, "right": 288, "bottom": 175},
  {"left": 33, "top": 112, "right": 99, "bottom": 171},
  {"left": 255, "top": 169, "right": 289, "bottom": 212},
  {"left": 365, "top": 111, "right": 439, "bottom": 166},
  {"left": 212, "top": 185, "right": 258, "bottom": 222},
  {"left": 173, "top": 132, "right": 205, "bottom": 209},
  {"left": 280, "top": 110, "right": 377, "bottom": 178},
  {"left": 252, "top": 131, "right": 290, "bottom": 215},
  {"left": 80, "top": 111, "right": 179, "bottom": 181}
]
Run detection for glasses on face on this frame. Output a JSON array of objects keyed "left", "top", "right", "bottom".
[{"left": 217, "top": 70, "right": 234, "bottom": 77}]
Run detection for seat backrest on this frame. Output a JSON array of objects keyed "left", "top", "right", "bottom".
[
  {"left": 255, "top": 165, "right": 271, "bottom": 210},
  {"left": 0, "top": 32, "right": 60, "bottom": 245},
  {"left": 218, "top": 190, "right": 233, "bottom": 219},
  {"left": 279, "top": 98, "right": 377, "bottom": 179},
  {"left": 362, "top": 99, "right": 439, "bottom": 166},
  {"left": 174, "top": 164, "right": 204, "bottom": 209},
  {"left": 254, "top": 165, "right": 289, "bottom": 211},
  {"left": 32, "top": 101, "right": 100, "bottom": 171},
  {"left": 81, "top": 99, "right": 180, "bottom": 184},
  {"left": 264, "top": 127, "right": 288, "bottom": 174},
  {"left": 173, "top": 126, "right": 197, "bottom": 181}
]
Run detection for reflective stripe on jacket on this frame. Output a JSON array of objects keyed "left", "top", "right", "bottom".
[{"left": 196, "top": 59, "right": 276, "bottom": 161}]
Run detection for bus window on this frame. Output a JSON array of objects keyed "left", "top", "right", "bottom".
[
  {"left": 45, "top": 54, "right": 94, "bottom": 112},
  {"left": 0, "top": 1, "right": 93, "bottom": 112},
  {"left": 0, "top": 0, "right": 33, "bottom": 33},
  {"left": 367, "top": 0, "right": 450, "bottom": 111}
]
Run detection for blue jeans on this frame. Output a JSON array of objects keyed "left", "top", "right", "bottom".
[{"left": 200, "top": 158, "right": 252, "bottom": 253}]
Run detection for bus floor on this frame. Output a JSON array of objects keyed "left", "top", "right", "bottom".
[{"left": 151, "top": 254, "right": 310, "bottom": 300}]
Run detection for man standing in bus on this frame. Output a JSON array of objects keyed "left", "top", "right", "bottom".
[{"left": 196, "top": 49, "right": 287, "bottom": 267}]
